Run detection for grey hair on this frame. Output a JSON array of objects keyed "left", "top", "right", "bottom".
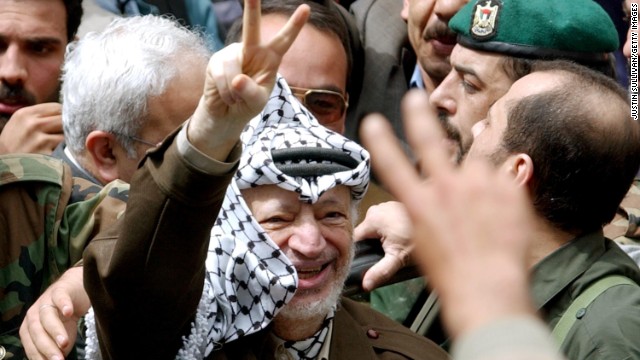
[{"left": 62, "top": 15, "right": 211, "bottom": 158}]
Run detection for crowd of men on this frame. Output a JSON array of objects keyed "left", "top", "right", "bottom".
[{"left": 1, "top": 0, "right": 639, "bottom": 359}]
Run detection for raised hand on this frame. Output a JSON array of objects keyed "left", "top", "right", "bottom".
[
  {"left": 360, "top": 89, "right": 536, "bottom": 339},
  {"left": 188, "top": 0, "right": 310, "bottom": 161},
  {"left": 0, "top": 103, "right": 63, "bottom": 155}
]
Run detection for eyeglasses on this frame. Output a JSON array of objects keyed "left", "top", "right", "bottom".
[
  {"left": 290, "top": 87, "right": 348, "bottom": 127},
  {"left": 115, "top": 133, "right": 159, "bottom": 148},
  {"left": 128, "top": 136, "right": 158, "bottom": 147}
]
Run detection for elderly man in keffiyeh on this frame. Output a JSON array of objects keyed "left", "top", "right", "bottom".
[
  {"left": 83, "top": 72, "right": 446, "bottom": 359},
  {"left": 66, "top": 0, "right": 447, "bottom": 358}
]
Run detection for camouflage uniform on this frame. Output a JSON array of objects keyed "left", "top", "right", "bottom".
[
  {"left": 0, "top": 154, "right": 128, "bottom": 359},
  {"left": 604, "top": 179, "right": 640, "bottom": 245}
]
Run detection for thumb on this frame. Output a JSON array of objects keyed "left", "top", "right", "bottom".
[{"left": 362, "top": 254, "right": 404, "bottom": 292}]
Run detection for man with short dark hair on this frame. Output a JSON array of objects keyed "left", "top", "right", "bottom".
[
  {"left": 429, "top": 0, "right": 619, "bottom": 160},
  {"left": 357, "top": 0, "right": 623, "bottom": 325},
  {"left": 226, "top": 0, "right": 353, "bottom": 134},
  {"left": 0, "top": 0, "right": 83, "bottom": 155},
  {"left": 363, "top": 60, "right": 640, "bottom": 359}
]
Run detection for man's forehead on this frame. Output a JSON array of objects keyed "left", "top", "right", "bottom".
[
  {"left": 242, "top": 184, "right": 351, "bottom": 205},
  {"left": 452, "top": 45, "right": 506, "bottom": 77}
]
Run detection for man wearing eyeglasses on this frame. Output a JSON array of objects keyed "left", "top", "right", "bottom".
[
  {"left": 225, "top": 0, "right": 351, "bottom": 134},
  {"left": 50, "top": 15, "right": 210, "bottom": 187}
]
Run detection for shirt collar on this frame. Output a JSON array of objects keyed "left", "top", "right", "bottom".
[
  {"left": 409, "top": 64, "right": 425, "bottom": 89},
  {"left": 530, "top": 231, "right": 606, "bottom": 309}
]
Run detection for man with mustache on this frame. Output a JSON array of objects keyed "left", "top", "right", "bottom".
[
  {"left": 361, "top": 59, "right": 640, "bottom": 359},
  {"left": 357, "top": 0, "right": 622, "bottom": 294},
  {"left": 0, "top": 0, "right": 83, "bottom": 155},
  {"left": 345, "top": 0, "right": 466, "bottom": 144},
  {"left": 427, "top": 0, "right": 619, "bottom": 161}
]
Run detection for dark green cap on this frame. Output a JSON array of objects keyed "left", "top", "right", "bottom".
[{"left": 449, "top": 0, "right": 619, "bottom": 64}]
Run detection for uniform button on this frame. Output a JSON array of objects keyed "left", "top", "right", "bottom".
[
  {"left": 367, "top": 329, "right": 379, "bottom": 339},
  {"left": 576, "top": 308, "right": 587, "bottom": 319},
  {"left": 0, "top": 345, "right": 6, "bottom": 360}
]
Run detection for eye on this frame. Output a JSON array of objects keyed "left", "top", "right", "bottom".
[
  {"left": 461, "top": 78, "right": 480, "bottom": 94},
  {"left": 307, "top": 96, "right": 340, "bottom": 114},
  {"left": 264, "top": 216, "right": 290, "bottom": 224},
  {"left": 27, "top": 41, "right": 57, "bottom": 56},
  {"left": 321, "top": 210, "right": 348, "bottom": 225}
]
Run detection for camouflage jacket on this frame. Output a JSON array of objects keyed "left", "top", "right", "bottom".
[
  {"left": 0, "top": 154, "right": 128, "bottom": 359},
  {"left": 604, "top": 179, "right": 640, "bottom": 244}
]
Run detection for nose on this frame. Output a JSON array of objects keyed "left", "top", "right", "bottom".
[
  {"left": 430, "top": 76, "right": 457, "bottom": 116},
  {"left": 434, "top": 0, "right": 468, "bottom": 21},
  {"left": 0, "top": 45, "right": 28, "bottom": 86},
  {"left": 287, "top": 218, "right": 326, "bottom": 259}
]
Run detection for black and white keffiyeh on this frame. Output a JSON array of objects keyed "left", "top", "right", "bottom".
[
  {"left": 84, "top": 76, "right": 370, "bottom": 360},
  {"left": 180, "top": 76, "right": 370, "bottom": 359}
]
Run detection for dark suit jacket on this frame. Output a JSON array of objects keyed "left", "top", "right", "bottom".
[
  {"left": 212, "top": 297, "right": 450, "bottom": 359},
  {"left": 346, "top": 0, "right": 416, "bottom": 144}
]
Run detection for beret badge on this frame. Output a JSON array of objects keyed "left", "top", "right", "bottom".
[{"left": 470, "top": 0, "right": 502, "bottom": 40}]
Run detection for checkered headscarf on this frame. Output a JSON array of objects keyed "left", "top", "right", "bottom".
[{"left": 178, "top": 76, "right": 370, "bottom": 358}]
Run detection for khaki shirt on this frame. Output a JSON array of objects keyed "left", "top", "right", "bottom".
[{"left": 531, "top": 231, "right": 640, "bottom": 358}]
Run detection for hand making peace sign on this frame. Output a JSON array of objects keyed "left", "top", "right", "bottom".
[{"left": 188, "top": 0, "right": 310, "bottom": 161}]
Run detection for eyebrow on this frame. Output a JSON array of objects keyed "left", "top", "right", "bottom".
[
  {"left": 292, "top": 83, "right": 345, "bottom": 94},
  {"left": 0, "top": 34, "right": 62, "bottom": 44},
  {"left": 454, "top": 64, "right": 486, "bottom": 86},
  {"left": 25, "top": 37, "right": 64, "bottom": 47},
  {"left": 316, "top": 194, "right": 350, "bottom": 209}
]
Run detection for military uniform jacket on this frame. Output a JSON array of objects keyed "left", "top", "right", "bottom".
[
  {"left": 210, "top": 297, "right": 449, "bottom": 360},
  {"left": 531, "top": 231, "right": 640, "bottom": 359},
  {"left": 82, "top": 128, "right": 448, "bottom": 360},
  {"left": 83, "top": 130, "right": 239, "bottom": 359},
  {"left": 0, "top": 154, "right": 128, "bottom": 358}
]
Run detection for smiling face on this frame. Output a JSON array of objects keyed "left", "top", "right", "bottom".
[
  {"left": 402, "top": 0, "right": 468, "bottom": 90},
  {"left": 241, "top": 184, "right": 354, "bottom": 321},
  {"left": 0, "top": 0, "right": 68, "bottom": 125},
  {"left": 429, "top": 45, "right": 514, "bottom": 156}
]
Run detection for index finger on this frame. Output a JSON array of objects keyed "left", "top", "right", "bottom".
[
  {"left": 360, "top": 114, "right": 423, "bottom": 206},
  {"left": 266, "top": 4, "right": 310, "bottom": 56},
  {"left": 242, "top": 0, "right": 261, "bottom": 47},
  {"left": 401, "top": 90, "right": 454, "bottom": 180}
]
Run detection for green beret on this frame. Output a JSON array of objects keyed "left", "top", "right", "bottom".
[{"left": 449, "top": 0, "right": 619, "bottom": 64}]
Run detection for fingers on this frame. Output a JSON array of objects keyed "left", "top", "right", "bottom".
[
  {"left": 209, "top": 42, "right": 244, "bottom": 106},
  {"left": 13, "top": 102, "right": 62, "bottom": 117},
  {"left": 360, "top": 114, "right": 422, "bottom": 206},
  {"left": 266, "top": 4, "right": 310, "bottom": 56},
  {"left": 353, "top": 214, "right": 381, "bottom": 242},
  {"left": 20, "top": 303, "right": 66, "bottom": 360},
  {"left": 362, "top": 254, "right": 405, "bottom": 291},
  {"left": 401, "top": 90, "right": 453, "bottom": 180},
  {"left": 34, "top": 304, "right": 70, "bottom": 356},
  {"left": 242, "top": 0, "right": 261, "bottom": 47}
]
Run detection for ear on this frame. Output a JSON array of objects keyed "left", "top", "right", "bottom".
[
  {"left": 85, "top": 131, "right": 120, "bottom": 183},
  {"left": 503, "top": 153, "right": 533, "bottom": 187},
  {"left": 401, "top": 0, "right": 410, "bottom": 21}
]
